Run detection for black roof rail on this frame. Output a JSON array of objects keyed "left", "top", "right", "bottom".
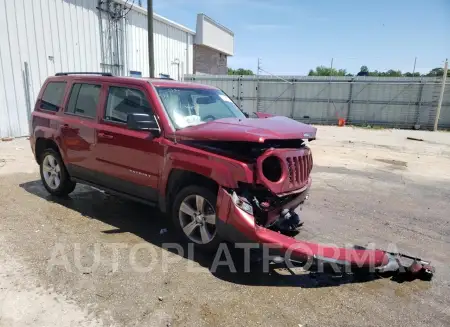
[{"left": 55, "top": 72, "right": 113, "bottom": 76}]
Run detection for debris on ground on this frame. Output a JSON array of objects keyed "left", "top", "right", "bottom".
[
  {"left": 160, "top": 228, "right": 168, "bottom": 235},
  {"left": 158, "top": 296, "right": 163, "bottom": 301},
  {"left": 1, "top": 137, "right": 14, "bottom": 142},
  {"left": 407, "top": 136, "right": 424, "bottom": 142}
]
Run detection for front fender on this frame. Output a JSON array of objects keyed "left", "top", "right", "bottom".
[{"left": 159, "top": 143, "right": 254, "bottom": 195}]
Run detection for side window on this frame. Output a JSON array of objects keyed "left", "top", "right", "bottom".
[
  {"left": 41, "top": 82, "right": 67, "bottom": 111},
  {"left": 104, "top": 86, "right": 152, "bottom": 123},
  {"left": 65, "top": 83, "right": 101, "bottom": 118}
]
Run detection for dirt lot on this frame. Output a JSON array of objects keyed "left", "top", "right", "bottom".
[{"left": 1, "top": 126, "right": 450, "bottom": 327}]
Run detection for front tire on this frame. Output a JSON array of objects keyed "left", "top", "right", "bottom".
[
  {"left": 39, "top": 149, "right": 76, "bottom": 196},
  {"left": 172, "top": 185, "right": 223, "bottom": 251}
]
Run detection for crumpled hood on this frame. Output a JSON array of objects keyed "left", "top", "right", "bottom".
[{"left": 173, "top": 116, "right": 317, "bottom": 142}]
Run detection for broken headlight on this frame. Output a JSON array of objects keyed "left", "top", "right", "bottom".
[{"left": 232, "top": 191, "right": 253, "bottom": 215}]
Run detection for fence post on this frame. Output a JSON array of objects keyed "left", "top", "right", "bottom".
[
  {"left": 346, "top": 78, "right": 354, "bottom": 122},
  {"left": 414, "top": 80, "right": 424, "bottom": 128},
  {"left": 327, "top": 77, "right": 332, "bottom": 124},
  {"left": 434, "top": 59, "right": 448, "bottom": 131},
  {"left": 256, "top": 76, "right": 261, "bottom": 112},
  {"left": 256, "top": 59, "right": 261, "bottom": 112},
  {"left": 290, "top": 78, "right": 296, "bottom": 119},
  {"left": 237, "top": 76, "right": 242, "bottom": 109}
]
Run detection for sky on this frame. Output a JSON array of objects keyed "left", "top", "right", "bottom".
[{"left": 144, "top": 0, "right": 450, "bottom": 75}]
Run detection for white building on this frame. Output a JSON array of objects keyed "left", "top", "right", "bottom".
[{"left": 0, "top": 0, "right": 234, "bottom": 138}]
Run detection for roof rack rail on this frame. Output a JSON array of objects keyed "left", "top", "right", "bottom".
[{"left": 55, "top": 72, "right": 113, "bottom": 76}]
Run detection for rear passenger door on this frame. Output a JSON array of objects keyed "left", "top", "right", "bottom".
[
  {"left": 60, "top": 82, "right": 102, "bottom": 176},
  {"left": 94, "top": 84, "right": 164, "bottom": 202}
]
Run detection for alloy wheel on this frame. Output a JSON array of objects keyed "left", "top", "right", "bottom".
[
  {"left": 42, "top": 154, "right": 61, "bottom": 190},
  {"left": 178, "top": 194, "right": 217, "bottom": 244}
]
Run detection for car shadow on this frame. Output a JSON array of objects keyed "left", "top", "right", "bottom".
[{"left": 20, "top": 180, "right": 405, "bottom": 288}]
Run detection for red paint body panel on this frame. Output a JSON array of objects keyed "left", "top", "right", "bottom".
[
  {"left": 159, "top": 143, "right": 254, "bottom": 192},
  {"left": 174, "top": 116, "right": 317, "bottom": 142},
  {"left": 256, "top": 147, "right": 313, "bottom": 195},
  {"left": 254, "top": 112, "right": 275, "bottom": 119}
]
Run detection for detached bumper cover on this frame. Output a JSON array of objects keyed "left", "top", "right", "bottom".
[{"left": 216, "top": 187, "right": 435, "bottom": 280}]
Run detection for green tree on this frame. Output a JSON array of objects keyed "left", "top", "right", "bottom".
[
  {"left": 228, "top": 68, "right": 254, "bottom": 75},
  {"left": 308, "top": 66, "right": 348, "bottom": 76},
  {"left": 403, "top": 72, "right": 421, "bottom": 77},
  {"left": 384, "top": 69, "right": 403, "bottom": 77},
  {"left": 366, "top": 69, "right": 402, "bottom": 77},
  {"left": 425, "top": 67, "right": 449, "bottom": 77},
  {"left": 360, "top": 65, "right": 369, "bottom": 73}
]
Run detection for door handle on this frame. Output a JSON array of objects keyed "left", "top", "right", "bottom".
[{"left": 98, "top": 132, "right": 114, "bottom": 139}]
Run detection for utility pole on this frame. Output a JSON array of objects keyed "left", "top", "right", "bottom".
[
  {"left": 330, "top": 58, "right": 334, "bottom": 71},
  {"left": 412, "top": 57, "right": 417, "bottom": 76},
  {"left": 147, "top": 0, "right": 155, "bottom": 78},
  {"left": 434, "top": 59, "right": 448, "bottom": 131}
]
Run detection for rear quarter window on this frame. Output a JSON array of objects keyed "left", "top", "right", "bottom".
[{"left": 40, "top": 82, "right": 67, "bottom": 111}]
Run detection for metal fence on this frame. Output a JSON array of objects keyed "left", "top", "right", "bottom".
[{"left": 184, "top": 75, "right": 450, "bottom": 130}]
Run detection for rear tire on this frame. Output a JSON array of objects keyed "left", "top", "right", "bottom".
[
  {"left": 171, "top": 185, "right": 223, "bottom": 252},
  {"left": 39, "top": 149, "right": 76, "bottom": 196}
]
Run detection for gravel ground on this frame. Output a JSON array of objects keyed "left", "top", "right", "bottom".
[{"left": 1, "top": 126, "right": 450, "bottom": 327}]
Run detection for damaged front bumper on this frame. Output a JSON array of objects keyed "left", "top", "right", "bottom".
[{"left": 216, "top": 187, "right": 435, "bottom": 281}]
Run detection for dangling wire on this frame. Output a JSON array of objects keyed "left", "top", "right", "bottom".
[{"left": 113, "top": 0, "right": 135, "bottom": 20}]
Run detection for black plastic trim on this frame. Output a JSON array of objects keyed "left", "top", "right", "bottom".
[{"left": 68, "top": 164, "right": 159, "bottom": 203}]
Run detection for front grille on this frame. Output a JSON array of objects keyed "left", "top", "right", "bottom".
[{"left": 286, "top": 151, "right": 312, "bottom": 187}]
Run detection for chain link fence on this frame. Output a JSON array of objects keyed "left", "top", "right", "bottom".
[{"left": 185, "top": 75, "right": 450, "bottom": 130}]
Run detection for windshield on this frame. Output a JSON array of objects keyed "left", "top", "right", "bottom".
[{"left": 155, "top": 87, "right": 246, "bottom": 129}]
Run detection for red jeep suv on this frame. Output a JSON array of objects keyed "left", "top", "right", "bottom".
[{"left": 30, "top": 72, "right": 316, "bottom": 253}]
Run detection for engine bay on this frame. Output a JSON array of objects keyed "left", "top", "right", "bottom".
[
  {"left": 233, "top": 182, "right": 306, "bottom": 232},
  {"left": 181, "top": 138, "right": 306, "bottom": 163},
  {"left": 184, "top": 138, "right": 311, "bottom": 233}
]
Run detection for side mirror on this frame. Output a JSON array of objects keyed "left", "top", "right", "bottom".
[{"left": 127, "top": 113, "right": 160, "bottom": 136}]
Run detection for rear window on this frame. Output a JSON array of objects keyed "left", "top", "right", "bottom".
[
  {"left": 41, "top": 82, "right": 67, "bottom": 111},
  {"left": 65, "top": 83, "right": 101, "bottom": 118}
]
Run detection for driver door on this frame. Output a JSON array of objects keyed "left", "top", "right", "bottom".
[{"left": 94, "top": 84, "right": 164, "bottom": 202}]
